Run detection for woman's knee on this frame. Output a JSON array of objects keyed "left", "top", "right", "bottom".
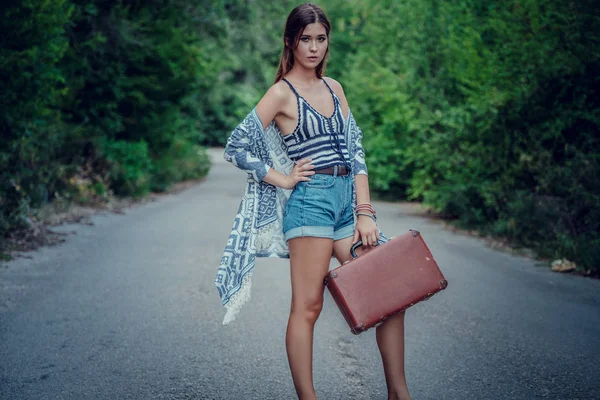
[{"left": 290, "top": 296, "right": 324, "bottom": 323}]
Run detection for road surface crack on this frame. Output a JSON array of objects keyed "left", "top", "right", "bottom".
[{"left": 337, "top": 337, "right": 368, "bottom": 399}]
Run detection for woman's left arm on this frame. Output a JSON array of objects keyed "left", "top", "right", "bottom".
[
  {"left": 324, "top": 78, "right": 379, "bottom": 248},
  {"left": 354, "top": 174, "right": 380, "bottom": 247}
]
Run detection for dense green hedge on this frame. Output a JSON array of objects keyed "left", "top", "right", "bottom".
[
  {"left": 200, "top": 0, "right": 599, "bottom": 272},
  {"left": 1, "top": 0, "right": 74, "bottom": 237},
  {"left": 329, "top": 0, "right": 599, "bottom": 271},
  {"left": 0, "top": 0, "right": 215, "bottom": 249},
  {"left": 2, "top": 0, "right": 598, "bottom": 273}
]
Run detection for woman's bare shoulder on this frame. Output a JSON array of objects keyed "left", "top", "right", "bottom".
[
  {"left": 256, "top": 80, "right": 294, "bottom": 129},
  {"left": 324, "top": 77, "right": 349, "bottom": 116},
  {"left": 257, "top": 80, "right": 292, "bottom": 109},
  {"left": 323, "top": 77, "right": 346, "bottom": 97},
  {"left": 264, "top": 80, "right": 292, "bottom": 101}
]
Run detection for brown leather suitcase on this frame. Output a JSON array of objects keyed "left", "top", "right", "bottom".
[{"left": 325, "top": 229, "right": 448, "bottom": 334}]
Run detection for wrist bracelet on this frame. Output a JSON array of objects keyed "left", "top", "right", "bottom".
[
  {"left": 356, "top": 209, "right": 376, "bottom": 218},
  {"left": 356, "top": 212, "right": 377, "bottom": 223},
  {"left": 355, "top": 203, "right": 376, "bottom": 217}
]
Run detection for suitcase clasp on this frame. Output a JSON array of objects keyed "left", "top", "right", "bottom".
[
  {"left": 323, "top": 272, "right": 338, "bottom": 286},
  {"left": 351, "top": 323, "right": 366, "bottom": 335},
  {"left": 409, "top": 229, "right": 420, "bottom": 237}
]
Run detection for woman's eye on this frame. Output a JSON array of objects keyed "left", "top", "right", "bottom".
[
  {"left": 318, "top": 37, "right": 326, "bottom": 42},
  {"left": 301, "top": 38, "right": 309, "bottom": 42}
]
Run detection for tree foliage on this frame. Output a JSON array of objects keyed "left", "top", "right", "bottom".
[
  {"left": 1, "top": 0, "right": 598, "bottom": 272},
  {"left": 1, "top": 0, "right": 74, "bottom": 235},
  {"left": 328, "top": 0, "right": 600, "bottom": 271},
  {"left": 0, "top": 0, "right": 214, "bottom": 247}
]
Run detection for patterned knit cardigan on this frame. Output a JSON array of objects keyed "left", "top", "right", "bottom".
[{"left": 214, "top": 107, "right": 385, "bottom": 324}]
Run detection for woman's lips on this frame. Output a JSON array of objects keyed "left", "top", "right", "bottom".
[{"left": 308, "top": 56, "right": 319, "bottom": 62}]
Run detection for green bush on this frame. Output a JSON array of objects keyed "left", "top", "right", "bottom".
[
  {"left": 1, "top": 0, "right": 597, "bottom": 275},
  {"left": 0, "top": 0, "right": 74, "bottom": 245},
  {"left": 325, "top": 0, "right": 599, "bottom": 272},
  {"left": 151, "top": 139, "right": 211, "bottom": 192},
  {"left": 100, "top": 139, "right": 152, "bottom": 198},
  {"left": 1, "top": 0, "right": 215, "bottom": 252}
]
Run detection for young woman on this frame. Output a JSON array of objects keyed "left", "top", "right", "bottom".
[{"left": 216, "top": 3, "right": 411, "bottom": 400}]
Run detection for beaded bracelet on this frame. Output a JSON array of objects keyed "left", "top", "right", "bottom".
[{"left": 356, "top": 212, "right": 377, "bottom": 223}]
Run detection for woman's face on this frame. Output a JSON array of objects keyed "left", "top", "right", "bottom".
[{"left": 292, "top": 22, "right": 328, "bottom": 70}]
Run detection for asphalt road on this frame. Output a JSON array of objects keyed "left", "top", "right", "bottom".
[{"left": 1, "top": 148, "right": 599, "bottom": 400}]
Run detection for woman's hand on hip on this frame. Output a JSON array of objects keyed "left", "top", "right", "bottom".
[
  {"left": 284, "top": 158, "right": 314, "bottom": 189},
  {"left": 353, "top": 214, "right": 379, "bottom": 248}
]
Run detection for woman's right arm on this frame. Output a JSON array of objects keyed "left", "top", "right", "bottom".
[{"left": 234, "top": 83, "right": 314, "bottom": 190}]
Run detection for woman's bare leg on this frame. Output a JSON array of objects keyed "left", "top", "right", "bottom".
[
  {"left": 287, "top": 237, "right": 334, "bottom": 400},
  {"left": 376, "top": 312, "right": 411, "bottom": 400},
  {"left": 333, "top": 237, "right": 412, "bottom": 400}
]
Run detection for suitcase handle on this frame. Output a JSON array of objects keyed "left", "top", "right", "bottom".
[
  {"left": 350, "top": 240, "right": 364, "bottom": 259},
  {"left": 350, "top": 239, "right": 384, "bottom": 258},
  {"left": 351, "top": 229, "right": 421, "bottom": 258}
]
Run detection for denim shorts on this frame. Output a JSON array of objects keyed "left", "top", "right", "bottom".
[{"left": 283, "top": 168, "right": 355, "bottom": 242}]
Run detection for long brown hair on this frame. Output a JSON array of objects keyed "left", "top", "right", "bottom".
[{"left": 274, "top": 3, "right": 331, "bottom": 83}]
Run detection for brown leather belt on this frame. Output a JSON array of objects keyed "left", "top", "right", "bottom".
[{"left": 313, "top": 165, "right": 349, "bottom": 176}]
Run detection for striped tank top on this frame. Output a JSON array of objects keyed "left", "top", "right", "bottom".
[{"left": 281, "top": 78, "right": 351, "bottom": 171}]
